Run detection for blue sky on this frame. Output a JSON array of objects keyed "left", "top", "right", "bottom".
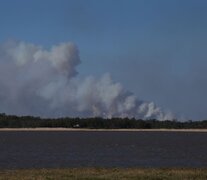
[{"left": 1, "top": 0, "right": 207, "bottom": 120}]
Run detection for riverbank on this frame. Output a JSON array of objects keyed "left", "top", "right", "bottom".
[
  {"left": 0, "top": 168, "right": 207, "bottom": 180},
  {"left": 0, "top": 128, "right": 207, "bottom": 132}
]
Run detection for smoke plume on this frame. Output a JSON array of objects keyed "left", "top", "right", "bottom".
[{"left": 0, "top": 40, "right": 172, "bottom": 120}]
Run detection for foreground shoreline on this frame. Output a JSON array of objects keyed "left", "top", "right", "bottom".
[
  {"left": 0, "top": 168, "right": 207, "bottom": 179},
  {"left": 0, "top": 127, "right": 207, "bottom": 132}
]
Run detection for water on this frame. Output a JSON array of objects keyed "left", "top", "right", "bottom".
[{"left": 0, "top": 131, "right": 207, "bottom": 169}]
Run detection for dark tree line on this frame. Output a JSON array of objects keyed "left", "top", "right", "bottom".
[{"left": 0, "top": 113, "right": 207, "bottom": 129}]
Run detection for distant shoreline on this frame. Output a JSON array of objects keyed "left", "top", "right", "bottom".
[{"left": 0, "top": 128, "right": 207, "bottom": 132}]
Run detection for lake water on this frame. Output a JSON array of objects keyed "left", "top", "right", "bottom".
[{"left": 0, "top": 131, "right": 207, "bottom": 169}]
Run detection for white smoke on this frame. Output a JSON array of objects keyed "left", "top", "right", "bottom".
[{"left": 0, "top": 40, "right": 173, "bottom": 120}]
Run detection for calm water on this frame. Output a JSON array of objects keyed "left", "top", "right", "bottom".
[{"left": 0, "top": 131, "right": 207, "bottom": 169}]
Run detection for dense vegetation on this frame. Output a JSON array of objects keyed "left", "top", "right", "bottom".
[{"left": 0, "top": 113, "right": 207, "bottom": 129}]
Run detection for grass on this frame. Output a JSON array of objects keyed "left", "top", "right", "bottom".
[{"left": 0, "top": 168, "right": 207, "bottom": 180}]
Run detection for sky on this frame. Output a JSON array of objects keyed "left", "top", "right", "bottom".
[{"left": 0, "top": 0, "right": 207, "bottom": 120}]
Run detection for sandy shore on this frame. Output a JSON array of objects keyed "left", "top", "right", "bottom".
[{"left": 0, "top": 128, "right": 207, "bottom": 132}]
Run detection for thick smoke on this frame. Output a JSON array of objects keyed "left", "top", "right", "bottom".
[{"left": 0, "top": 40, "right": 172, "bottom": 120}]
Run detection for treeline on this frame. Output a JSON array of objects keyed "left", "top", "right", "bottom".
[{"left": 0, "top": 113, "right": 207, "bottom": 129}]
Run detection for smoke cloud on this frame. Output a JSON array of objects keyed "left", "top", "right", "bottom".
[{"left": 0, "top": 40, "right": 173, "bottom": 120}]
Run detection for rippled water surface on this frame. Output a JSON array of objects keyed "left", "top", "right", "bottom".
[{"left": 0, "top": 131, "right": 207, "bottom": 169}]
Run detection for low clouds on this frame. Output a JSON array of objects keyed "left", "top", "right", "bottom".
[{"left": 0, "top": 40, "right": 172, "bottom": 120}]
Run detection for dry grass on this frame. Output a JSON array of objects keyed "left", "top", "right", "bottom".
[{"left": 0, "top": 168, "right": 207, "bottom": 180}]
